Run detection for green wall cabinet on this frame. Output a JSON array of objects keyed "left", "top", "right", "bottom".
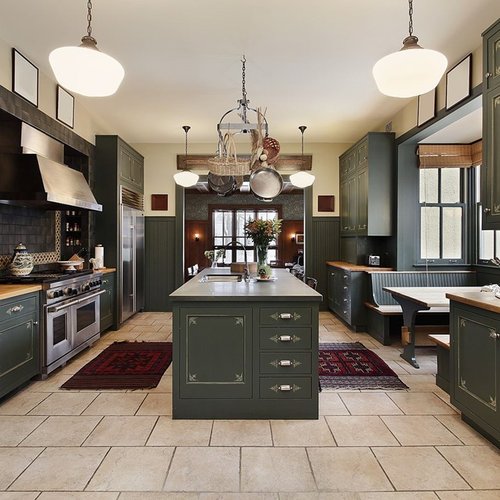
[
  {"left": 450, "top": 301, "right": 500, "bottom": 445},
  {"left": 482, "top": 20, "right": 500, "bottom": 229},
  {"left": 119, "top": 142, "right": 144, "bottom": 192},
  {"left": 100, "top": 272, "right": 115, "bottom": 332},
  {"left": 0, "top": 292, "right": 40, "bottom": 399}
]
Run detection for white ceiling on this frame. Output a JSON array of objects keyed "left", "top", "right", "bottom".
[{"left": 1, "top": 0, "right": 499, "bottom": 144}]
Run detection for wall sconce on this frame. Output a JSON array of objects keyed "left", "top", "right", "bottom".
[
  {"left": 194, "top": 233, "right": 200, "bottom": 242},
  {"left": 291, "top": 234, "right": 296, "bottom": 242}
]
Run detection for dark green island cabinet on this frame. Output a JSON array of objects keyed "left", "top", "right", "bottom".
[
  {"left": 447, "top": 291, "right": 500, "bottom": 446},
  {"left": 100, "top": 271, "right": 116, "bottom": 332},
  {"left": 170, "top": 269, "right": 322, "bottom": 419},
  {"left": 0, "top": 290, "right": 40, "bottom": 399}
]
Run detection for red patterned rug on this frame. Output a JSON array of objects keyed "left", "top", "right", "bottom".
[
  {"left": 319, "top": 342, "right": 408, "bottom": 391},
  {"left": 61, "top": 342, "right": 172, "bottom": 390}
]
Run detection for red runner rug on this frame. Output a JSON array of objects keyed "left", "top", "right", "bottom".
[
  {"left": 319, "top": 342, "right": 408, "bottom": 391},
  {"left": 61, "top": 341, "right": 172, "bottom": 390}
]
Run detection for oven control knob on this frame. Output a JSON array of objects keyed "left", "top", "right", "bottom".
[
  {"left": 64, "top": 287, "right": 74, "bottom": 296},
  {"left": 84, "top": 285, "right": 90, "bottom": 291},
  {"left": 47, "top": 290, "right": 55, "bottom": 299}
]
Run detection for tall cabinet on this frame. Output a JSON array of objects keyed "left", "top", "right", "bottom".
[
  {"left": 482, "top": 19, "right": 500, "bottom": 229},
  {"left": 95, "top": 136, "right": 145, "bottom": 327}
]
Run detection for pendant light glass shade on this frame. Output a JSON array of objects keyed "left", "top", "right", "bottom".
[
  {"left": 290, "top": 171, "right": 315, "bottom": 188},
  {"left": 173, "top": 170, "right": 199, "bottom": 187},
  {"left": 49, "top": 37, "right": 124, "bottom": 97}
]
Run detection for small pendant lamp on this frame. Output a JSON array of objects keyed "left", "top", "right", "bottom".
[
  {"left": 372, "top": 0, "right": 447, "bottom": 98},
  {"left": 290, "top": 126, "right": 315, "bottom": 188},
  {"left": 174, "top": 126, "right": 199, "bottom": 188},
  {"left": 49, "top": 0, "right": 124, "bottom": 97}
]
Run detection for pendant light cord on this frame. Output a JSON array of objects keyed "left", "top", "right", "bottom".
[
  {"left": 408, "top": 0, "right": 414, "bottom": 37},
  {"left": 299, "top": 126, "right": 307, "bottom": 167},
  {"left": 87, "top": 0, "right": 93, "bottom": 38},
  {"left": 183, "top": 125, "right": 191, "bottom": 158}
]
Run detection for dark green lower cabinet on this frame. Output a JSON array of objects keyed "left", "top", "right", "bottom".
[
  {"left": 0, "top": 292, "right": 40, "bottom": 399},
  {"left": 100, "top": 273, "right": 115, "bottom": 332},
  {"left": 450, "top": 302, "right": 500, "bottom": 446}
]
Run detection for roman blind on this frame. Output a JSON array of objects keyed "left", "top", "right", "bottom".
[{"left": 417, "top": 140, "right": 482, "bottom": 168}]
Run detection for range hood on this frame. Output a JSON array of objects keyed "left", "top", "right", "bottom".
[{"left": 0, "top": 123, "right": 102, "bottom": 211}]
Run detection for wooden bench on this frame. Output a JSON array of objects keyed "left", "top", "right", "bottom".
[
  {"left": 365, "top": 271, "right": 475, "bottom": 345},
  {"left": 429, "top": 334, "right": 450, "bottom": 394}
]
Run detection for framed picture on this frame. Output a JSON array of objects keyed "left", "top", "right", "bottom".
[
  {"left": 56, "top": 85, "right": 75, "bottom": 128},
  {"left": 318, "top": 195, "right": 335, "bottom": 212},
  {"left": 296, "top": 233, "right": 304, "bottom": 245},
  {"left": 446, "top": 54, "right": 471, "bottom": 110},
  {"left": 12, "top": 48, "right": 39, "bottom": 106},
  {"left": 417, "top": 88, "right": 436, "bottom": 126}
]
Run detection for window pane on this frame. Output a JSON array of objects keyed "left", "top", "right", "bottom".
[
  {"left": 480, "top": 230, "right": 495, "bottom": 261},
  {"left": 496, "top": 232, "right": 500, "bottom": 259},
  {"left": 421, "top": 207, "right": 440, "bottom": 258},
  {"left": 419, "top": 169, "right": 438, "bottom": 203},
  {"left": 441, "top": 168, "right": 461, "bottom": 203},
  {"left": 475, "top": 166, "right": 481, "bottom": 202},
  {"left": 442, "top": 207, "right": 462, "bottom": 259}
]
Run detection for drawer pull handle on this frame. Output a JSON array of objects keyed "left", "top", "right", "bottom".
[
  {"left": 279, "top": 335, "right": 291, "bottom": 342},
  {"left": 6, "top": 305, "right": 24, "bottom": 315},
  {"left": 279, "top": 384, "right": 292, "bottom": 391},
  {"left": 279, "top": 360, "right": 291, "bottom": 366},
  {"left": 279, "top": 313, "right": 292, "bottom": 320},
  {"left": 269, "top": 383, "right": 302, "bottom": 393}
]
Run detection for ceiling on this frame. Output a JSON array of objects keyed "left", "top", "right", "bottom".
[{"left": 1, "top": 0, "right": 499, "bottom": 144}]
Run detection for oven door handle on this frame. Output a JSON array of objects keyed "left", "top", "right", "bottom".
[{"left": 48, "top": 290, "right": 106, "bottom": 313}]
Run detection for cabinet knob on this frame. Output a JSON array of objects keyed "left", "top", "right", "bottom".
[
  {"left": 343, "top": 286, "right": 348, "bottom": 290},
  {"left": 33, "top": 321, "right": 39, "bottom": 326},
  {"left": 489, "top": 330, "right": 500, "bottom": 339},
  {"left": 278, "top": 360, "right": 292, "bottom": 367},
  {"left": 485, "top": 72, "right": 492, "bottom": 78},
  {"left": 484, "top": 207, "right": 491, "bottom": 213},
  {"left": 7, "top": 305, "right": 24, "bottom": 315}
]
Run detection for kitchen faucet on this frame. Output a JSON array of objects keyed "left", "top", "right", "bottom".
[{"left": 222, "top": 240, "right": 250, "bottom": 282}]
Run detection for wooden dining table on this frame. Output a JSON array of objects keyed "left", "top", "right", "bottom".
[{"left": 383, "top": 286, "right": 483, "bottom": 368}]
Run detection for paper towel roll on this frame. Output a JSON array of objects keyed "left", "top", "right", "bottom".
[{"left": 95, "top": 245, "right": 104, "bottom": 269}]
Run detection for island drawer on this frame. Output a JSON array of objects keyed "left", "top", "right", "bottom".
[
  {"left": 0, "top": 295, "right": 38, "bottom": 323},
  {"left": 259, "top": 307, "right": 312, "bottom": 326},
  {"left": 259, "top": 377, "right": 312, "bottom": 399},
  {"left": 259, "top": 327, "right": 312, "bottom": 350},
  {"left": 260, "top": 352, "right": 312, "bottom": 374}
]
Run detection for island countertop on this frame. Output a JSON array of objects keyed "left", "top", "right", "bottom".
[
  {"left": 170, "top": 268, "right": 322, "bottom": 302},
  {"left": 446, "top": 291, "right": 500, "bottom": 314}
]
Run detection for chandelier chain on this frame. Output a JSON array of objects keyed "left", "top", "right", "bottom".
[
  {"left": 408, "top": 0, "right": 414, "bottom": 36},
  {"left": 241, "top": 56, "right": 247, "bottom": 104},
  {"left": 87, "top": 0, "right": 93, "bottom": 37}
]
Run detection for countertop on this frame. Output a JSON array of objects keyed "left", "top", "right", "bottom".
[
  {"left": 326, "top": 261, "right": 393, "bottom": 272},
  {"left": 96, "top": 268, "right": 116, "bottom": 275},
  {"left": 0, "top": 284, "right": 42, "bottom": 300},
  {"left": 170, "top": 268, "right": 322, "bottom": 302},
  {"left": 446, "top": 291, "right": 500, "bottom": 315}
]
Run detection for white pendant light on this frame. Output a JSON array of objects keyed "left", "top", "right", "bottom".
[
  {"left": 291, "top": 126, "right": 315, "bottom": 188},
  {"left": 373, "top": 0, "right": 447, "bottom": 98},
  {"left": 174, "top": 126, "right": 199, "bottom": 188},
  {"left": 49, "top": 0, "right": 124, "bottom": 97}
]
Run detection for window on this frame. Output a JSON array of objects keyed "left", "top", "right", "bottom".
[
  {"left": 476, "top": 166, "right": 500, "bottom": 262},
  {"left": 211, "top": 207, "right": 280, "bottom": 263},
  {"left": 419, "top": 167, "right": 466, "bottom": 264}
]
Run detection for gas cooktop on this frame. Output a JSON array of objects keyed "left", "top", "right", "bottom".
[{"left": 0, "top": 269, "right": 94, "bottom": 284}]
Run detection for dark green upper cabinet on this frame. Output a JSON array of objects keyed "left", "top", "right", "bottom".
[
  {"left": 119, "top": 144, "right": 144, "bottom": 193},
  {"left": 339, "top": 132, "right": 394, "bottom": 237},
  {"left": 482, "top": 20, "right": 500, "bottom": 229}
]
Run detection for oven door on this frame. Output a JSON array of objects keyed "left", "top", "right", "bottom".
[
  {"left": 72, "top": 290, "right": 105, "bottom": 347},
  {"left": 45, "top": 301, "right": 74, "bottom": 364}
]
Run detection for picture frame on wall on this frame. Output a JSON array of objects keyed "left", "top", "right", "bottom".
[
  {"left": 296, "top": 233, "right": 304, "bottom": 245},
  {"left": 417, "top": 88, "right": 436, "bottom": 126},
  {"left": 56, "top": 85, "right": 75, "bottom": 128},
  {"left": 446, "top": 54, "right": 472, "bottom": 110},
  {"left": 12, "top": 48, "right": 39, "bottom": 106}
]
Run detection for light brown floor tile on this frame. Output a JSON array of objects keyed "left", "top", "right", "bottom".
[
  {"left": 136, "top": 393, "right": 172, "bottom": 416},
  {"left": 436, "top": 491, "right": 500, "bottom": 499},
  {"left": 101, "top": 330, "right": 141, "bottom": 341},
  {"left": 381, "top": 416, "right": 462, "bottom": 445},
  {"left": 271, "top": 418, "right": 336, "bottom": 446},
  {"left": 0, "top": 493, "right": 41, "bottom": 500},
  {"left": 165, "top": 447, "right": 239, "bottom": 492},
  {"left": 82, "top": 393, "right": 146, "bottom": 415},
  {"left": 26, "top": 372, "right": 74, "bottom": 392},
  {"left": 37, "top": 493, "right": 119, "bottom": 499},
  {"left": 135, "top": 331, "right": 170, "bottom": 342},
  {"left": 436, "top": 415, "right": 490, "bottom": 445},
  {"left": 372, "top": 446, "right": 470, "bottom": 491},
  {"left": 241, "top": 447, "right": 316, "bottom": 492},
  {"left": 83, "top": 416, "right": 157, "bottom": 446},
  {"left": 147, "top": 417, "right": 212, "bottom": 446},
  {"left": 10, "top": 447, "right": 107, "bottom": 491},
  {"left": 0, "top": 416, "right": 45, "bottom": 446},
  {"left": 339, "top": 393, "right": 403, "bottom": 415},
  {"left": 119, "top": 494, "right": 197, "bottom": 500},
  {"left": 308, "top": 447, "right": 392, "bottom": 492},
  {"left": 134, "top": 375, "right": 172, "bottom": 394},
  {"left": 20, "top": 416, "right": 101, "bottom": 447},
  {"left": 201, "top": 495, "right": 278, "bottom": 500},
  {"left": 319, "top": 393, "right": 350, "bottom": 415},
  {"left": 384, "top": 361, "right": 411, "bottom": 376},
  {"left": 437, "top": 446, "right": 500, "bottom": 489},
  {"left": 359, "top": 493, "right": 439, "bottom": 499},
  {"left": 279, "top": 494, "right": 360, "bottom": 500},
  {"left": 326, "top": 416, "right": 399, "bottom": 446},
  {"left": 28, "top": 393, "right": 97, "bottom": 416},
  {"left": 211, "top": 420, "right": 272, "bottom": 446},
  {"left": 399, "top": 374, "right": 441, "bottom": 392},
  {"left": 0, "top": 448, "right": 43, "bottom": 489},
  {"left": 388, "top": 393, "right": 457, "bottom": 415},
  {"left": 87, "top": 447, "right": 173, "bottom": 491},
  {"left": 0, "top": 392, "right": 50, "bottom": 416}
]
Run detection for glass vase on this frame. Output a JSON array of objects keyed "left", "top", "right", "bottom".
[
  {"left": 211, "top": 260, "right": 218, "bottom": 269},
  {"left": 256, "top": 245, "right": 268, "bottom": 268}
]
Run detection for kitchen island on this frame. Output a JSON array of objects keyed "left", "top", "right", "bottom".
[{"left": 170, "top": 268, "right": 322, "bottom": 419}]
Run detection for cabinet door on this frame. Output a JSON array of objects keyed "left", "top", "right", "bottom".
[
  {"left": 485, "top": 23, "right": 500, "bottom": 92},
  {"left": 131, "top": 157, "right": 144, "bottom": 191},
  {"left": 100, "top": 274, "right": 115, "bottom": 331},
  {"left": 179, "top": 307, "right": 252, "bottom": 398},
  {"left": 119, "top": 147, "right": 133, "bottom": 184},
  {"left": 340, "top": 179, "right": 350, "bottom": 234},
  {"left": 452, "top": 307, "right": 499, "bottom": 431},
  {"left": 327, "top": 267, "right": 335, "bottom": 311},
  {"left": 357, "top": 139, "right": 368, "bottom": 169},
  {"left": 356, "top": 168, "right": 368, "bottom": 234},
  {"left": 347, "top": 176, "right": 358, "bottom": 232}
]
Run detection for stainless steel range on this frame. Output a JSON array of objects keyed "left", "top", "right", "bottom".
[{"left": 1, "top": 270, "right": 104, "bottom": 376}]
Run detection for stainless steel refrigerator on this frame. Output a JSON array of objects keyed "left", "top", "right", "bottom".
[{"left": 121, "top": 204, "right": 144, "bottom": 322}]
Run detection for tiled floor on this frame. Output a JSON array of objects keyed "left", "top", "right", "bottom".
[{"left": 0, "top": 310, "right": 499, "bottom": 499}]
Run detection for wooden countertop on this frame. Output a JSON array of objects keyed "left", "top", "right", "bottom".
[
  {"left": 95, "top": 268, "right": 116, "bottom": 275},
  {"left": 0, "top": 284, "right": 42, "bottom": 300},
  {"left": 326, "top": 261, "right": 393, "bottom": 272},
  {"left": 446, "top": 291, "right": 500, "bottom": 314}
]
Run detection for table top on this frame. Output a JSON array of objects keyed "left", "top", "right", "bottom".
[{"left": 383, "top": 286, "right": 483, "bottom": 308}]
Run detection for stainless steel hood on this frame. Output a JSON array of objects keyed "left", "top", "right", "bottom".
[{"left": 0, "top": 123, "right": 102, "bottom": 211}]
